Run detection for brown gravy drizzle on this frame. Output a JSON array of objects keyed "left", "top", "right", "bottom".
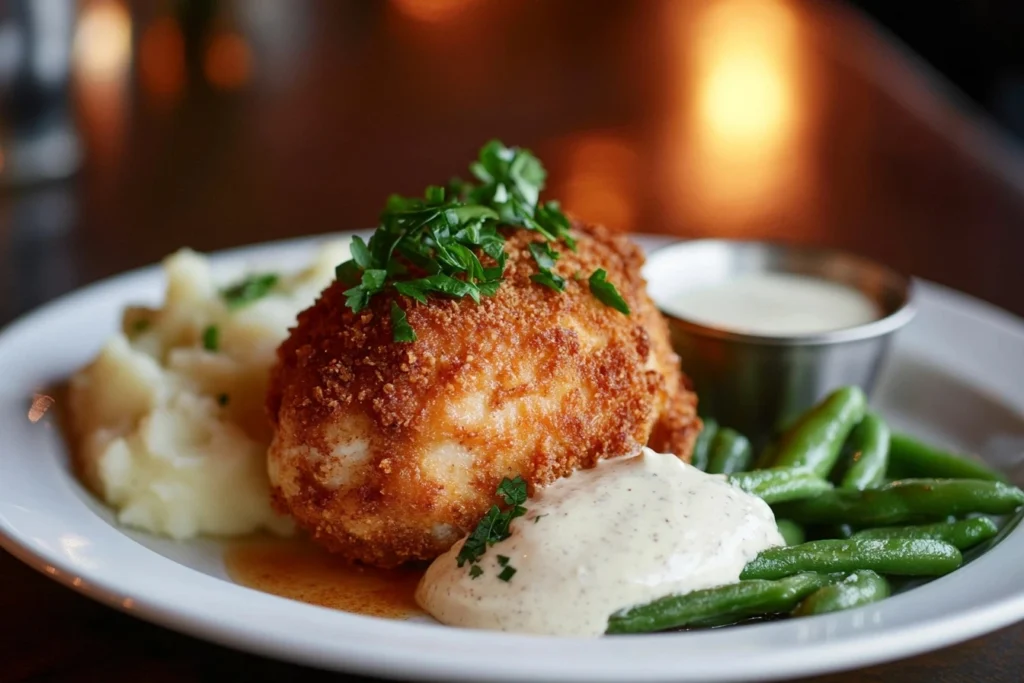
[{"left": 224, "top": 538, "right": 427, "bottom": 620}]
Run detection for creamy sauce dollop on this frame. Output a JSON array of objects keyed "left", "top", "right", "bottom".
[
  {"left": 662, "top": 273, "right": 879, "bottom": 336},
  {"left": 415, "top": 448, "right": 784, "bottom": 637}
]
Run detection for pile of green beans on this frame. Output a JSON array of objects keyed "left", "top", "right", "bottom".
[{"left": 606, "top": 386, "right": 1023, "bottom": 635}]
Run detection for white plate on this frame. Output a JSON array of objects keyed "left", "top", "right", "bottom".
[{"left": 1, "top": 234, "right": 1023, "bottom": 683}]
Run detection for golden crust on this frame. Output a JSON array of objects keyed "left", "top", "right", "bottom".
[{"left": 267, "top": 222, "right": 700, "bottom": 567}]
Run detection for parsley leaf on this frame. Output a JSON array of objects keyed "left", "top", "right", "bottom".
[
  {"left": 469, "top": 139, "right": 545, "bottom": 211},
  {"left": 448, "top": 243, "right": 486, "bottom": 282},
  {"left": 497, "top": 555, "right": 510, "bottom": 567},
  {"left": 530, "top": 270, "right": 566, "bottom": 292},
  {"left": 528, "top": 241, "right": 559, "bottom": 270},
  {"left": 394, "top": 273, "right": 481, "bottom": 304},
  {"left": 456, "top": 475, "right": 528, "bottom": 569},
  {"left": 457, "top": 505, "right": 502, "bottom": 568},
  {"left": 222, "top": 273, "right": 278, "bottom": 310},
  {"left": 334, "top": 260, "right": 361, "bottom": 287},
  {"left": 394, "top": 281, "right": 428, "bottom": 304},
  {"left": 498, "top": 565, "right": 517, "bottom": 582},
  {"left": 350, "top": 236, "right": 374, "bottom": 270},
  {"left": 536, "top": 201, "right": 576, "bottom": 250},
  {"left": 390, "top": 302, "right": 417, "bottom": 343},
  {"left": 588, "top": 268, "right": 631, "bottom": 315},
  {"left": 345, "top": 269, "right": 388, "bottom": 312},
  {"left": 343, "top": 285, "right": 369, "bottom": 313},
  {"left": 476, "top": 280, "right": 502, "bottom": 297},
  {"left": 202, "top": 324, "right": 219, "bottom": 351},
  {"left": 497, "top": 475, "right": 527, "bottom": 506},
  {"left": 361, "top": 269, "right": 387, "bottom": 291},
  {"left": 469, "top": 565, "right": 484, "bottom": 579}
]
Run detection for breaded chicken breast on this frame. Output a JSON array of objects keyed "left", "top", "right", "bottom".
[{"left": 267, "top": 222, "right": 699, "bottom": 567}]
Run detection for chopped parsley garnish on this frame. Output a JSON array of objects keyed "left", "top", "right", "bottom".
[
  {"left": 527, "top": 241, "right": 565, "bottom": 292},
  {"left": 468, "top": 565, "right": 484, "bottom": 580},
  {"left": 390, "top": 301, "right": 417, "bottom": 342},
  {"left": 528, "top": 241, "right": 559, "bottom": 270},
  {"left": 496, "top": 475, "right": 528, "bottom": 507},
  {"left": 496, "top": 555, "right": 510, "bottom": 567},
  {"left": 202, "top": 324, "right": 219, "bottom": 351},
  {"left": 498, "top": 565, "right": 517, "bottom": 582},
  {"left": 588, "top": 268, "right": 631, "bottom": 315},
  {"left": 530, "top": 270, "right": 566, "bottom": 293},
  {"left": 533, "top": 514, "right": 546, "bottom": 524},
  {"left": 222, "top": 273, "right": 279, "bottom": 310},
  {"left": 456, "top": 475, "right": 527, "bottom": 569},
  {"left": 217, "top": 393, "right": 229, "bottom": 406},
  {"left": 333, "top": 140, "right": 629, "bottom": 342}
]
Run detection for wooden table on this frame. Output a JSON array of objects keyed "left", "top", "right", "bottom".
[{"left": 1, "top": 1, "right": 1022, "bottom": 680}]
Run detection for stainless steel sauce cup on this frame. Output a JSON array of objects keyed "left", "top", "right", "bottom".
[{"left": 643, "top": 240, "right": 916, "bottom": 443}]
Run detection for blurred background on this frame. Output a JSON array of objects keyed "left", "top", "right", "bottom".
[{"left": 1, "top": 0, "right": 1023, "bottom": 326}]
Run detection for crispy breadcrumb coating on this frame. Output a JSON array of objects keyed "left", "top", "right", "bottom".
[{"left": 267, "top": 223, "right": 699, "bottom": 567}]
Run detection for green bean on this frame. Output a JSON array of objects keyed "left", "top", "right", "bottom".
[
  {"left": 707, "top": 428, "right": 753, "bottom": 475},
  {"left": 772, "top": 479, "right": 1024, "bottom": 526},
  {"left": 888, "top": 433, "right": 1008, "bottom": 483},
  {"left": 776, "top": 519, "right": 806, "bottom": 546},
  {"left": 793, "top": 570, "right": 890, "bottom": 616},
  {"left": 740, "top": 538, "right": 962, "bottom": 580},
  {"left": 963, "top": 506, "right": 1024, "bottom": 563},
  {"left": 606, "top": 573, "right": 831, "bottom": 634},
  {"left": 691, "top": 418, "right": 718, "bottom": 472},
  {"left": 729, "top": 467, "right": 834, "bottom": 504},
  {"left": 852, "top": 517, "right": 999, "bottom": 551},
  {"left": 836, "top": 412, "right": 890, "bottom": 490},
  {"left": 772, "top": 387, "right": 867, "bottom": 478}
]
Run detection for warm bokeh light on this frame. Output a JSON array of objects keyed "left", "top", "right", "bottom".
[
  {"left": 556, "top": 133, "right": 637, "bottom": 233},
  {"left": 74, "top": 0, "right": 130, "bottom": 173},
  {"left": 696, "top": 0, "right": 796, "bottom": 145},
  {"left": 661, "top": 0, "right": 811, "bottom": 232},
  {"left": 204, "top": 32, "right": 252, "bottom": 90},
  {"left": 139, "top": 17, "right": 186, "bottom": 103},
  {"left": 73, "top": 0, "right": 132, "bottom": 82},
  {"left": 391, "top": 0, "right": 479, "bottom": 23}
]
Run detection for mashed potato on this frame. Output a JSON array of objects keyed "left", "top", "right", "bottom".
[{"left": 69, "top": 241, "right": 348, "bottom": 539}]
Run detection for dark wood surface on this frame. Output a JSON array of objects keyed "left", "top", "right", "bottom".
[{"left": 1, "top": 1, "right": 1023, "bottom": 681}]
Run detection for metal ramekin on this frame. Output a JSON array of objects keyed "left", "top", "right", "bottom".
[{"left": 643, "top": 240, "right": 917, "bottom": 444}]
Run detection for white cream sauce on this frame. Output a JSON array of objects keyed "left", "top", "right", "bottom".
[
  {"left": 663, "top": 273, "right": 879, "bottom": 336},
  {"left": 415, "top": 448, "right": 784, "bottom": 637}
]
